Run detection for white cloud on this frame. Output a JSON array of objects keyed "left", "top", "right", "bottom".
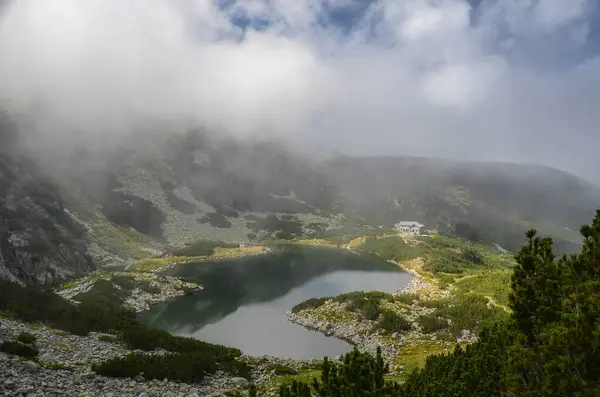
[{"left": 0, "top": 0, "right": 599, "bottom": 181}]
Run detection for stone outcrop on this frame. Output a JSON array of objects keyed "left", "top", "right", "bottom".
[{"left": 0, "top": 152, "right": 94, "bottom": 285}]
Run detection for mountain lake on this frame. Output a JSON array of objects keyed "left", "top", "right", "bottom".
[{"left": 138, "top": 245, "right": 412, "bottom": 359}]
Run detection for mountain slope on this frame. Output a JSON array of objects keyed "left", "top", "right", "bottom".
[
  {"left": 0, "top": 149, "right": 94, "bottom": 284},
  {"left": 322, "top": 155, "right": 597, "bottom": 252},
  {"left": 2, "top": 118, "right": 599, "bottom": 284},
  {"left": 54, "top": 130, "right": 598, "bottom": 253}
]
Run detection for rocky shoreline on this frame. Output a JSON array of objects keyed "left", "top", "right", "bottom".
[{"left": 285, "top": 268, "right": 477, "bottom": 374}]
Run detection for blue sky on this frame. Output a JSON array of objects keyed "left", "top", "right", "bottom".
[{"left": 1, "top": 0, "right": 600, "bottom": 182}]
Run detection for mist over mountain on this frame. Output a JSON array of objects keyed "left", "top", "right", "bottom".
[{"left": 1, "top": 0, "right": 599, "bottom": 284}]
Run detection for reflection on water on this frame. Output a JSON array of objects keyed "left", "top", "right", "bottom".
[{"left": 139, "top": 245, "right": 412, "bottom": 359}]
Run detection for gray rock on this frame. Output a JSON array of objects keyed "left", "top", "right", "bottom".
[
  {"left": 0, "top": 352, "right": 9, "bottom": 360},
  {"left": 81, "top": 371, "right": 96, "bottom": 379},
  {"left": 23, "top": 361, "right": 40, "bottom": 372},
  {"left": 4, "top": 379, "right": 16, "bottom": 390},
  {"left": 231, "top": 377, "right": 249, "bottom": 387},
  {"left": 138, "top": 393, "right": 149, "bottom": 397}
]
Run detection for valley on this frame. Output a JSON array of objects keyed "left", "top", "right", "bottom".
[
  {"left": 1, "top": 123, "right": 598, "bottom": 396},
  {"left": 11, "top": 232, "right": 512, "bottom": 396}
]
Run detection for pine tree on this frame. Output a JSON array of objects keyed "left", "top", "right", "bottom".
[{"left": 505, "top": 212, "right": 600, "bottom": 396}]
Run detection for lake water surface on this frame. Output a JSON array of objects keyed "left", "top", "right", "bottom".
[{"left": 139, "top": 245, "right": 412, "bottom": 359}]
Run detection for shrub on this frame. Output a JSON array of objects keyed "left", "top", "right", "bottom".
[
  {"left": 435, "top": 294, "right": 506, "bottom": 337},
  {"left": 42, "top": 362, "right": 74, "bottom": 371},
  {"left": 110, "top": 274, "right": 136, "bottom": 290},
  {"left": 374, "top": 310, "right": 413, "bottom": 334},
  {"left": 392, "top": 293, "right": 419, "bottom": 305},
  {"left": 92, "top": 352, "right": 217, "bottom": 383},
  {"left": 291, "top": 297, "right": 329, "bottom": 314},
  {"left": 417, "top": 314, "right": 449, "bottom": 333},
  {"left": 119, "top": 323, "right": 241, "bottom": 359},
  {"left": 197, "top": 213, "right": 232, "bottom": 228},
  {"left": 97, "top": 335, "right": 119, "bottom": 344},
  {"left": 165, "top": 190, "right": 197, "bottom": 214},
  {"left": 0, "top": 341, "right": 38, "bottom": 359},
  {"left": 423, "top": 259, "right": 463, "bottom": 274},
  {"left": 335, "top": 291, "right": 387, "bottom": 321},
  {"left": 16, "top": 332, "right": 37, "bottom": 344},
  {"left": 214, "top": 205, "right": 240, "bottom": 218},
  {"left": 0, "top": 280, "right": 248, "bottom": 381},
  {"left": 271, "top": 364, "right": 299, "bottom": 376},
  {"left": 278, "top": 348, "right": 399, "bottom": 396},
  {"left": 174, "top": 240, "right": 238, "bottom": 257},
  {"left": 137, "top": 280, "right": 161, "bottom": 294},
  {"left": 74, "top": 280, "right": 128, "bottom": 307}
]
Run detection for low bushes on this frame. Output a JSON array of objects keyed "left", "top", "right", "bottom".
[
  {"left": 0, "top": 279, "right": 124, "bottom": 336},
  {"left": 291, "top": 297, "right": 329, "bottom": 314},
  {"left": 434, "top": 294, "right": 506, "bottom": 337},
  {"left": 0, "top": 341, "right": 38, "bottom": 359},
  {"left": 271, "top": 364, "right": 299, "bottom": 376},
  {"left": 197, "top": 213, "right": 232, "bottom": 228},
  {"left": 174, "top": 240, "right": 238, "bottom": 257},
  {"left": 417, "top": 314, "right": 449, "bottom": 334},
  {"left": 97, "top": 335, "right": 120, "bottom": 344},
  {"left": 92, "top": 331, "right": 248, "bottom": 384},
  {"left": 110, "top": 274, "right": 136, "bottom": 290},
  {"left": 16, "top": 331, "right": 37, "bottom": 344},
  {"left": 137, "top": 280, "right": 161, "bottom": 294},
  {"left": 119, "top": 323, "right": 241, "bottom": 358},
  {"left": 92, "top": 352, "right": 217, "bottom": 383},
  {"left": 374, "top": 310, "right": 412, "bottom": 334},
  {"left": 291, "top": 292, "right": 418, "bottom": 320},
  {"left": 0, "top": 280, "right": 247, "bottom": 383},
  {"left": 342, "top": 292, "right": 384, "bottom": 321}
]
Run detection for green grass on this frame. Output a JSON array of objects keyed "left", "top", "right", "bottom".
[
  {"left": 41, "top": 362, "right": 75, "bottom": 371},
  {"left": 59, "top": 280, "right": 77, "bottom": 290},
  {"left": 453, "top": 269, "right": 512, "bottom": 307},
  {"left": 129, "top": 256, "right": 197, "bottom": 273},
  {"left": 393, "top": 341, "right": 460, "bottom": 379},
  {"left": 361, "top": 235, "right": 428, "bottom": 262}
]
